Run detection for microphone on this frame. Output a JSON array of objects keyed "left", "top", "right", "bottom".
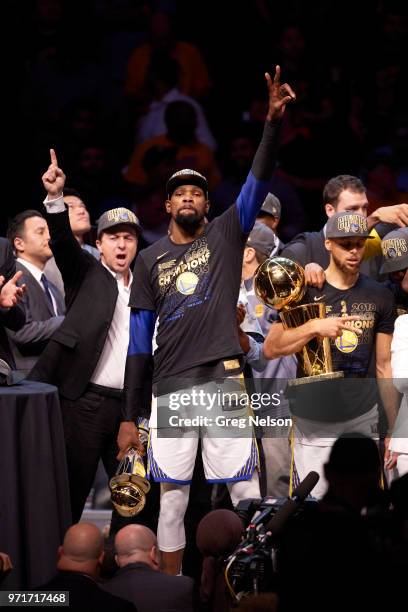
[{"left": 265, "top": 471, "right": 319, "bottom": 536}]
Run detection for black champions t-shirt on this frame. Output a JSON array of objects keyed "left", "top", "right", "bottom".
[
  {"left": 129, "top": 205, "right": 246, "bottom": 385},
  {"left": 288, "top": 274, "right": 396, "bottom": 422}
]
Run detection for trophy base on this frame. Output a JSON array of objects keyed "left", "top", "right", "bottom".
[{"left": 288, "top": 370, "right": 344, "bottom": 387}]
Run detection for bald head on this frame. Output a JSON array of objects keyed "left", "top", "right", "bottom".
[
  {"left": 115, "top": 525, "right": 159, "bottom": 570},
  {"left": 115, "top": 525, "right": 157, "bottom": 557},
  {"left": 62, "top": 523, "right": 104, "bottom": 563}
]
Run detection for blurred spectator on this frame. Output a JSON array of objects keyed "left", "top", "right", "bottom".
[
  {"left": 22, "top": 12, "right": 104, "bottom": 125},
  {"left": 69, "top": 144, "right": 130, "bottom": 216},
  {"left": 211, "top": 126, "right": 305, "bottom": 239},
  {"left": 278, "top": 434, "right": 389, "bottom": 612},
  {"left": 102, "top": 525, "right": 194, "bottom": 612},
  {"left": 34, "top": 523, "right": 135, "bottom": 611},
  {"left": 124, "top": 100, "right": 220, "bottom": 190},
  {"left": 363, "top": 153, "right": 408, "bottom": 215},
  {"left": 125, "top": 9, "right": 211, "bottom": 101},
  {"left": 44, "top": 188, "right": 100, "bottom": 295},
  {"left": 134, "top": 146, "right": 178, "bottom": 244},
  {"left": 136, "top": 53, "right": 216, "bottom": 149}
]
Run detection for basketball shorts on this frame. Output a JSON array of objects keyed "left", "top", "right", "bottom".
[{"left": 147, "top": 376, "right": 259, "bottom": 484}]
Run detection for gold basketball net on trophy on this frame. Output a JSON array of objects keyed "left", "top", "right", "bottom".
[{"left": 254, "top": 256, "right": 343, "bottom": 384}]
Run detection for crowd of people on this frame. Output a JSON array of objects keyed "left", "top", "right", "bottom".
[{"left": 1, "top": 1, "right": 408, "bottom": 610}]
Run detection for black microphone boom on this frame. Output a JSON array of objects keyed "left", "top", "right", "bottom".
[{"left": 265, "top": 471, "right": 319, "bottom": 536}]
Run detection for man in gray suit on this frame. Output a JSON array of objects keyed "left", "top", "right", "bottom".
[
  {"left": 7, "top": 210, "right": 65, "bottom": 373},
  {"left": 102, "top": 525, "right": 194, "bottom": 612}
]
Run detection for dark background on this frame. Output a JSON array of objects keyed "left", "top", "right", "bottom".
[{"left": 3, "top": 0, "right": 407, "bottom": 239}]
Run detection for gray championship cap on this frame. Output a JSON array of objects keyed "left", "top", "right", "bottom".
[
  {"left": 97, "top": 207, "right": 141, "bottom": 237},
  {"left": 326, "top": 212, "right": 373, "bottom": 239},
  {"left": 246, "top": 221, "right": 276, "bottom": 256},
  {"left": 166, "top": 169, "right": 208, "bottom": 199},
  {"left": 380, "top": 227, "right": 408, "bottom": 274},
  {"left": 259, "top": 193, "right": 281, "bottom": 218}
]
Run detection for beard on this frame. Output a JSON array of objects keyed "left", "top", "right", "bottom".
[
  {"left": 175, "top": 210, "right": 204, "bottom": 234},
  {"left": 331, "top": 250, "right": 361, "bottom": 274}
]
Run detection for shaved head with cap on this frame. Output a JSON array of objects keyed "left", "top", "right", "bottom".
[
  {"left": 62, "top": 523, "right": 104, "bottom": 562},
  {"left": 115, "top": 525, "right": 159, "bottom": 569}
]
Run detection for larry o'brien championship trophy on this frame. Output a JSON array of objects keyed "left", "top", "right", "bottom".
[
  {"left": 254, "top": 257, "right": 343, "bottom": 384},
  {"left": 110, "top": 418, "right": 150, "bottom": 517}
]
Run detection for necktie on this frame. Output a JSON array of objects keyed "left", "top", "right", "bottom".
[{"left": 41, "top": 274, "right": 56, "bottom": 314}]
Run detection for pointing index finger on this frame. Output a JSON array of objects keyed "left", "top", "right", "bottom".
[
  {"left": 50, "top": 148, "right": 58, "bottom": 167},
  {"left": 273, "top": 64, "right": 281, "bottom": 85}
]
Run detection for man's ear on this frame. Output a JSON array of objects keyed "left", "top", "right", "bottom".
[
  {"left": 150, "top": 545, "right": 160, "bottom": 568},
  {"left": 325, "top": 238, "right": 332, "bottom": 252},
  {"left": 13, "top": 237, "right": 24, "bottom": 255},
  {"left": 325, "top": 204, "right": 336, "bottom": 217},
  {"left": 95, "top": 239, "right": 103, "bottom": 254},
  {"left": 244, "top": 246, "right": 256, "bottom": 263},
  {"left": 205, "top": 199, "right": 210, "bottom": 213},
  {"left": 165, "top": 199, "right": 172, "bottom": 214}
]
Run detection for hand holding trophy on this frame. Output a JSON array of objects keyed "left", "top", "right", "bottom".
[
  {"left": 254, "top": 257, "right": 344, "bottom": 383},
  {"left": 110, "top": 418, "right": 150, "bottom": 516}
]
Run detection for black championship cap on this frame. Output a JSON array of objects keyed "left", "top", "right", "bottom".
[
  {"left": 260, "top": 193, "right": 281, "bottom": 218},
  {"left": 380, "top": 227, "right": 408, "bottom": 274},
  {"left": 166, "top": 169, "right": 208, "bottom": 199},
  {"left": 97, "top": 207, "right": 141, "bottom": 237},
  {"left": 246, "top": 221, "right": 276, "bottom": 256},
  {"left": 325, "top": 212, "right": 373, "bottom": 239}
]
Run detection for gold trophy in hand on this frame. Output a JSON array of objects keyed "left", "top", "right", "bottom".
[
  {"left": 110, "top": 419, "right": 150, "bottom": 516},
  {"left": 254, "top": 256, "right": 343, "bottom": 383}
]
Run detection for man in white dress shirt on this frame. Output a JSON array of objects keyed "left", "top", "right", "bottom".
[{"left": 30, "top": 150, "right": 142, "bottom": 524}]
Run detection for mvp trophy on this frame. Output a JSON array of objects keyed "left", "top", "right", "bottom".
[
  {"left": 110, "top": 418, "right": 150, "bottom": 517},
  {"left": 254, "top": 256, "right": 343, "bottom": 384}
]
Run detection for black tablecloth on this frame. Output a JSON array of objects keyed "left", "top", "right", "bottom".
[{"left": 0, "top": 381, "right": 71, "bottom": 589}]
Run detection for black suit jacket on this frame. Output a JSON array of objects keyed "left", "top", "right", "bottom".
[
  {"left": 7, "top": 261, "right": 65, "bottom": 372},
  {"left": 102, "top": 562, "right": 195, "bottom": 612},
  {"left": 36, "top": 571, "right": 136, "bottom": 612},
  {"left": 0, "top": 237, "right": 25, "bottom": 367},
  {"left": 28, "top": 209, "right": 121, "bottom": 402}
]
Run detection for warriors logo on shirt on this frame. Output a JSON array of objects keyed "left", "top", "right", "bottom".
[
  {"left": 335, "top": 329, "right": 359, "bottom": 353},
  {"left": 176, "top": 272, "right": 199, "bottom": 295}
]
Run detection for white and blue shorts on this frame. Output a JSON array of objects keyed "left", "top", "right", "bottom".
[{"left": 147, "top": 377, "right": 259, "bottom": 485}]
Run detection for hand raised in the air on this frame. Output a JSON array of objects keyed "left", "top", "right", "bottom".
[
  {"left": 42, "top": 149, "right": 66, "bottom": 199},
  {"left": 265, "top": 65, "right": 296, "bottom": 122}
]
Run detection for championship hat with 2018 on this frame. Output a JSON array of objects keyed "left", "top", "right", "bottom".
[
  {"left": 380, "top": 227, "right": 408, "bottom": 274},
  {"left": 97, "top": 208, "right": 141, "bottom": 237},
  {"left": 166, "top": 169, "right": 208, "bottom": 199},
  {"left": 325, "top": 212, "right": 373, "bottom": 239}
]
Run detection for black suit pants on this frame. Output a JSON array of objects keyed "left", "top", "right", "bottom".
[{"left": 60, "top": 389, "right": 122, "bottom": 523}]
